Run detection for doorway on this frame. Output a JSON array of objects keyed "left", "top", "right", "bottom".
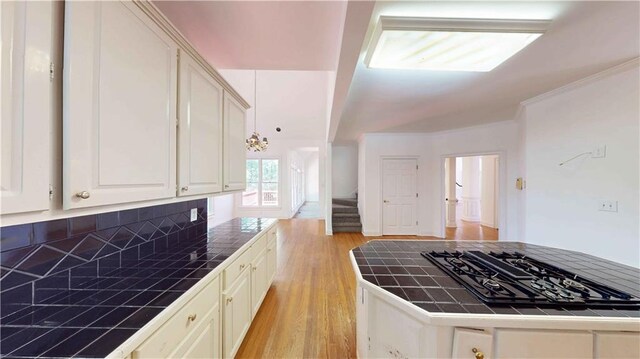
[
  {"left": 292, "top": 147, "right": 321, "bottom": 219},
  {"left": 381, "top": 158, "right": 418, "bottom": 235},
  {"left": 444, "top": 155, "right": 499, "bottom": 240}
]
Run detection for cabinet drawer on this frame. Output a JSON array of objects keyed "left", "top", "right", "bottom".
[
  {"left": 134, "top": 276, "right": 219, "bottom": 359},
  {"left": 267, "top": 226, "right": 277, "bottom": 246},
  {"left": 252, "top": 233, "right": 268, "bottom": 258},
  {"left": 223, "top": 248, "right": 252, "bottom": 289}
]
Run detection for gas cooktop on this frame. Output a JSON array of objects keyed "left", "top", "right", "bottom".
[{"left": 421, "top": 250, "right": 640, "bottom": 309}]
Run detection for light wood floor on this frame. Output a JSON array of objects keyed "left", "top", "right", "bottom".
[
  {"left": 445, "top": 220, "right": 499, "bottom": 241},
  {"left": 235, "top": 219, "right": 440, "bottom": 358}
]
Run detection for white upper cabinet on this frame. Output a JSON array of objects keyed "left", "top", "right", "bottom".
[
  {"left": 1, "top": 1, "right": 53, "bottom": 214},
  {"left": 223, "top": 92, "right": 247, "bottom": 192},
  {"left": 178, "top": 51, "right": 224, "bottom": 197},
  {"left": 63, "top": 1, "right": 177, "bottom": 209}
]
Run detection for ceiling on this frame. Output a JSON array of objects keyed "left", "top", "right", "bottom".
[
  {"left": 154, "top": 0, "right": 347, "bottom": 70},
  {"left": 332, "top": 1, "right": 640, "bottom": 142}
]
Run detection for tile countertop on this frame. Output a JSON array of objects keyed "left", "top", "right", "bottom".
[
  {"left": 352, "top": 240, "right": 640, "bottom": 318},
  {"left": 0, "top": 217, "right": 276, "bottom": 359}
]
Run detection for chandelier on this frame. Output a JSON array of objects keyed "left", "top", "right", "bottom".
[{"left": 246, "top": 70, "right": 268, "bottom": 152}]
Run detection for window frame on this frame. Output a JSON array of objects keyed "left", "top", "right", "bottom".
[{"left": 240, "top": 158, "right": 281, "bottom": 208}]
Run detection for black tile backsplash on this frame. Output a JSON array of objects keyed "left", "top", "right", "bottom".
[
  {"left": 0, "top": 217, "right": 275, "bottom": 358},
  {"left": 0, "top": 199, "right": 208, "bottom": 313}
]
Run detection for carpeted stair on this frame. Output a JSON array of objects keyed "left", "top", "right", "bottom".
[{"left": 332, "top": 198, "right": 361, "bottom": 233}]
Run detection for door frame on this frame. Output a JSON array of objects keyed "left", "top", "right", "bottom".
[
  {"left": 379, "top": 156, "right": 419, "bottom": 235},
  {"left": 439, "top": 151, "right": 507, "bottom": 239}
]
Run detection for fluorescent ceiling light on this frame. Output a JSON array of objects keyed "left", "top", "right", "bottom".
[{"left": 365, "top": 17, "right": 549, "bottom": 72}]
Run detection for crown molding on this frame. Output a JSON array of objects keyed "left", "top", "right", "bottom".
[
  {"left": 134, "top": 1, "right": 250, "bottom": 109},
  {"left": 521, "top": 57, "right": 640, "bottom": 107},
  {"left": 361, "top": 119, "right": 518, "bottom": 140}
]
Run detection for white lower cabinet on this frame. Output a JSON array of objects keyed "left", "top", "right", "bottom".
[
  {"left": 266, "top": 235, "right": 277, "bottom": 284},
  {"left": 127, "top": 223, "right": 277, "bottom": 359},
  {"left": 357, "top": 284, "right": 640, "bottom": 359},
  {"left": 251, "top": 247, "right": 269, "bottom": 318},
  {"left": 223, "top": 265, "right": 252, "bottom": 358},
  {"left": 133, "top": 276, "right": 220, "bottom": 359}
]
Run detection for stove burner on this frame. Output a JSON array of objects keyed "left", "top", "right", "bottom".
[
  {"left": 482, "top": 278, "right": 502, "bottom": 290},
  {"left": 421, "top": 250, "right": 640, "bottom": 309},
  {"left": 563, "top": 278, "right": 586, "bottom": 291}
]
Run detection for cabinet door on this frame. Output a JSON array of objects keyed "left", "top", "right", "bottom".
[
  {"left": 1, "top": 1, "right": 53, "bottom": 214},
  {"left": 178, "top": 52, "right": 223, "bottom": 197},
  {"left": 266, "top": 236, "right": 277, "bottom": 285},
  {"left": 223, "top": 268, "right": 251, "bottom": 358},
  {"left": 174, "top": 303, "right": 221, "bottom": 359},
  {"left": 223, "top": 92, "right": 246, "bottom": 192},
  {"left": 63, "top": 1, "right": 177, "bottom": 209},
  {"left": 452, "top": 328, "right": 493, "bottom": 359},
  {"left": 594, "top": 332, "right": 640, "bottom": 359},
  {"left": 367, "top": 294, "right": 427, "bottom": 358},
  {"left": 251, "top": 248, "right": 268, "bottom": 317},
  {"left": 494, "top": 329, "right": 593, "bottom": 358}
]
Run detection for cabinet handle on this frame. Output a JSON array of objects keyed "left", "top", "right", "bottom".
[
  {"left": 240, "top": 264, "right": 245, "bottom": 270},
  {"left": 253, "top": 266, "right": 257, "bottom": 271},
  {"left": 181, "top": 186, "right": 189, "bottom": 192},
  {"left": 226, "top": 297, "right": 233, "bottom": 304},
  {"left": 75, "top": 191, "right": 91, "bottom": 199},
  {"left": 188, "top": 314, "right": 197, "bottom": 322},
  {"left": 472, "top": 348, "right": 484, "bottom": 359},
  {"left": 267, "top": 248, "right": 272, "bottom": 252},
  {"left": 224, "top": 184, "right": 229, "bottom": 189}
]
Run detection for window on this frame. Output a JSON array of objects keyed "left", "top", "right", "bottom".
[{"left": 242, "top": 159, "right": 279, "bottom": 207}]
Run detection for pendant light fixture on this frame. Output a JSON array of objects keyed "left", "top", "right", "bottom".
[{"left": 246, "top": 70, "right": 269, "bottom": 152}]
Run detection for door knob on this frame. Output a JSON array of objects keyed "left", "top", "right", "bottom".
[
  {"left": 75, "top": 191, "right": 90, "bottom": 199},
  {"left": 383, "top": 200, "right": 389, "bottom": 203},
  {"left": 472, "top": 348, "right": 484, "bottom": 359}
]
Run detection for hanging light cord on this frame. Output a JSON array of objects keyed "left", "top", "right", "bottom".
[{"left": 254, "top": 70, "right": 257, "bottom": 133}]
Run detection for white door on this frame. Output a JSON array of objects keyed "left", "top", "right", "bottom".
[
  {"left": 223, "top": 92, "right": 246, "bottom": 192},
  {"left": 178, "top": 51, "right": 224, "bottom": 197},
  {"left": 223, "top": 268, "right": 251, "bottom": 358},
  {"left": 250, "top": 248, "right": 268, "bottom": 317},
  {"left": 63, "top": 1, "right": 177, "bottom": 209},
  {"left": 382, "top": 159, "right": 418, "bottom": 235},
  {"left": 1, "top": 1, "right": 53, "bottom": 214}
]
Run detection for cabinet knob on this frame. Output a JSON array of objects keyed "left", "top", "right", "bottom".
[
  {"left": 75, "top": 191, "right": 90, "bottom": 199},
  {"left": 472, "top": 348, "right": 484, "bottom": 359},
  {"left": 181, "top": 186, "right": 189, "bottom": 192},
  {"left": 253, "top": 266, "right": 257, "bottom": 271},
  {"left": 224, "top": 184, "right": 229, "bottom": 189},
  {"left": 383, "top": 199, "right": 389, "bottom": 203},
  {"left": 188, "top": 314, "right": 197, "bottom": 322},
  {"left": 226, "top": 297, "right": 233, "bottom": 304},
  {"left": 240, "top": 264, "right": 245, "bottom": 270}
]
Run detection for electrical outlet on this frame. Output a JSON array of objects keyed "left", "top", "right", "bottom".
[
  {"left": 190, "top": 208, "right": 198, "bottom": 221},
  {"left": 592, "top": 145, "right": 606, "bottom": 158},
  {"left": 598, "top": 200, "right": 618, "bottom": 212}
]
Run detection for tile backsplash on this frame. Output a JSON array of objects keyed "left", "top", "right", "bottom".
[{"left": 0, "top": 199, "right": 208, "bottom": 315}]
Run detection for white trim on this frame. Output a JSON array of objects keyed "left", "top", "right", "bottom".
[
  {"left": 361, "top": 119, "right": 517, "bottom": 140},
  {"left": 521, "top": 57, "right": 640, "bottom": 106},
  {"left": 439, "top": 151, "right": 507, "bottom": 239}
]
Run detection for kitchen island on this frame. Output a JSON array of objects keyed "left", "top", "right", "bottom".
[{"left": 350, "top": 240, "right": 640, "bottom": 358}]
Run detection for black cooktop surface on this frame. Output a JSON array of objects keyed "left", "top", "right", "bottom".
[{"left": 421, "top": 250, "right": 640, "bottom": 309}]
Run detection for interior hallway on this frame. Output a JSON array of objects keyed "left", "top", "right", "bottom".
[
  {"left": 293, "top": 201, "right": 321, "bottom": 219},
  {"left": 445, "top": 220, "right": 499, "bottom": 241}
]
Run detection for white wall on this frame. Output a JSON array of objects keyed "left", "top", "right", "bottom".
[
  {"left": 358, "top": 120, "right": 520, "bottom": 239},
  {"left": 304, "top": 152, "right": 320, "bottom": 202},
  {"left": 480, "top": 155, "right": 499, "bottom": 228},
  {"left": 207, "top": 193, "right": 235, "bottom": 227},
  {"left": 332, "top": 144, "right": 358, "bottom": 198},
  {"left": 218, "top": 69, "right": 330, "bottom": 220},
  {"left": 522, "top": 61, "right": 639, "bottom": 267}
]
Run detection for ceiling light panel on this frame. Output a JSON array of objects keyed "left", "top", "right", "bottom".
[{"left": 365, "top": 17, "right": 549, "bottom": 72}]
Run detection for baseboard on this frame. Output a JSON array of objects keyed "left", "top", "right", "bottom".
[{"left": 362, "top": 231, "right": 381, "bottom": 237}]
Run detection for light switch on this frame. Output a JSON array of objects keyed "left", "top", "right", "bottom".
[
  {"left": 190, "top": 208, "right": 198, "bottom": 221},
  {"left": 598, "top": 200, "right": 618, "bottom": 212},
  {"left": 591, "top": 145, "right": 606, "bottom": 158}
]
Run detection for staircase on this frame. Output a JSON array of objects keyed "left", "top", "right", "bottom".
[{"left": 332, "top": 198, "right": 362, "bottom": 233}]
